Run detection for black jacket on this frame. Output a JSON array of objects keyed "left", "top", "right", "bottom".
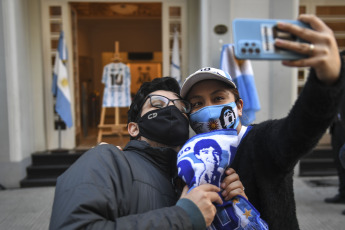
[
  {"left": 49, "top": 140, "right": 204, "bottom": 230},
  {"left": 232, "top": 62, "right": 345, "bottom": 230}
]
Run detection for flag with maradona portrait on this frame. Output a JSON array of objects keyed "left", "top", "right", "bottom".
[
  {"left": 177, "top": 130, "right": 269, "bottom": 230},
  {"left": 51, "top": 31, "right": 73, "bottom": 128}
]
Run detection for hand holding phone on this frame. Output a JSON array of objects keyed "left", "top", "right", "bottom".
[{"left": 232, "top": 18, "right": 311, "bottom": 60}]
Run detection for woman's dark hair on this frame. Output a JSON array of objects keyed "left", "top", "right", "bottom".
[
  {"left": 127, "top": 76, "right": 181, "bottom": 125},
  {"left": 229, "top": 87, "right": 241, "bottom": 106}
]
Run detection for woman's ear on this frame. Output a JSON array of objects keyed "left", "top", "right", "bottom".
[
  {"left": 237, "top": 99, "right": 244, "bottom": 117},
  {"left": 128, "top": 122, "right": 140, "bottom": 138}
]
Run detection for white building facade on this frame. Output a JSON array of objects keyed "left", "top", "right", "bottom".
[{"left": 1, "top": 0, "right": 342, "bottom": 188}]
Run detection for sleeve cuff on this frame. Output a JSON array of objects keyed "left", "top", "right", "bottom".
[{"left": 176, "top": 198, "right": 206, "bottom": 230}]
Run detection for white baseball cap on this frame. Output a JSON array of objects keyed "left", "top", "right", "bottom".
[{"left": 180, "top": 67, "right": 237, "bottom": 98}]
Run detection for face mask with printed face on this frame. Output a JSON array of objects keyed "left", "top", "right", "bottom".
[{"left": 189, "top": 102, "right": 239, "bottom": 134}]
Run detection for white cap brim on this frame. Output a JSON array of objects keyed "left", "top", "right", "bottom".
[{"left": 180, "top": 71, "right": 236, "bottom": 98}]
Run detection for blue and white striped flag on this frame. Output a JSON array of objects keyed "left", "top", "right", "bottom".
[
  {"left": 220, "top": 44, "right": 260, "bottom": 126},
  {"left": 51, "top": 31, "right": 73, "bottom": 128},
  {"left": 170, "top": 28, "right": 181, "bottom": 84}
]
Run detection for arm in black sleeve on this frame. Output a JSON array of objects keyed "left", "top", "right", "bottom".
[{"left": 262, "top": 55, "right": 345, "bottom": 171}]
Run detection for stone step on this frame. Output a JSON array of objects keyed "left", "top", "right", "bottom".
[
  {"left": 31, "top": 150, "right": 85, "bottom": 166},
  {"left": 26, "top": 165, "right": 71, "bottom": 178},
  {"left": 20, "top": 177, "right": 57, "bottom": 188},
  {"left": 20, "top": 149, "right": 87, "bottom": 188},
  {"left": 299, "top": 147, "right": 336, "bottom": 177}
]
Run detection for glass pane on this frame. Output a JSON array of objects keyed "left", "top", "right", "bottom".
[
  {"left": 299, "top": 6, "right": 306, "bottom": 15},
  {"left": 50, "top": 6, "right": 62, "bottom": 17},
  {"left": 50, "top": 22, "right": 62, "bottom": 33},
  {"left": 298, "top": 70, "right": 304, "bottom": 81},
  {"left": 169, "top": 7, "right": 180, "bottom": 17},
  {"left": 170, "top": 38, "right": 181, "bottom": 49},
  {"left": 336, "top": 38, "right": 345, "bottom": 47},
  {"left": 325, "top": 22, "right": 345, "bottom": 32},
  {"left": 316, "top": 6, "right": 345, "bottom": 16},
  {"left": 51, "top": 39, "right": 59, "bottom": 50},
  {"left": 170, "top": 23, "right": 181, "bottom": 33}
]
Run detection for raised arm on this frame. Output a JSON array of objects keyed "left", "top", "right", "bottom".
[{"left": 262, "top": 14, "right": 345, "bottom": 171}]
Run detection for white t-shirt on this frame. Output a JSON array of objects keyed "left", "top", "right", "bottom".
[
  {"left": 101, "top": 62, "right": 131, "bottom": 107},
  {"left": 237, "top": 125, "right": 248, "bottom": 146}
]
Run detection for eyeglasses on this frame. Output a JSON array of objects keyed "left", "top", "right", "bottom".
[{"left": 144, "top": 94, "right": 191, "bottom": 114}]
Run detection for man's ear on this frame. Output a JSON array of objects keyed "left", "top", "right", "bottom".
[
  {"left": 128, "top": 122, "right": 140, "bottom": 138},
  {"left": 237, "top": 99, "right": 244, "bottom": 117}
]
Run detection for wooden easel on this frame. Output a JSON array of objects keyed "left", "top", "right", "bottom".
[{"left": 97, "top": 41, "right": 129, "bottom": 144}]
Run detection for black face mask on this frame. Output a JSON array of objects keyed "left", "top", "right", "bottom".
[{"left": 137, "top": 106, "right": 190, "bottom": 146}]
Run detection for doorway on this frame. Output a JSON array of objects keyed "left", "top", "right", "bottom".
[
  {"left": 70, "top": 2, "right": 163, "bottom": 148},
  {"left": 42, "top": 0, "right": 185, "bottom": 150}
]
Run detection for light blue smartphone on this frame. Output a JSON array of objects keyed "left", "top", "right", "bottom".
[{"left": 232, "top": 18, "right": 311, "bottom": 60}]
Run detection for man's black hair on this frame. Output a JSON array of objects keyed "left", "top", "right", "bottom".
[{"left": 127, "top": 77, "right": 181, "bottom": 125}]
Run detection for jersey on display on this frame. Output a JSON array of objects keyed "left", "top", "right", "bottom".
[{"left": 101, "top": 62, "right": 131, "bottom": 107}]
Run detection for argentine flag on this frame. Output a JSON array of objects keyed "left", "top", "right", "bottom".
[
  {"left": 170, "top": 28, "right": 181, "bottom": 84},
  {"left": 51, "top": 31, "right": 73, "bottom": 128},
  {"left": 220, "top": 44, "right": 260, "bottom": 126}
]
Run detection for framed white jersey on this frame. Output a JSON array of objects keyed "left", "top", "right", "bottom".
[{"left": 101, "top": 62, "right": 131, "bottom": 107}]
